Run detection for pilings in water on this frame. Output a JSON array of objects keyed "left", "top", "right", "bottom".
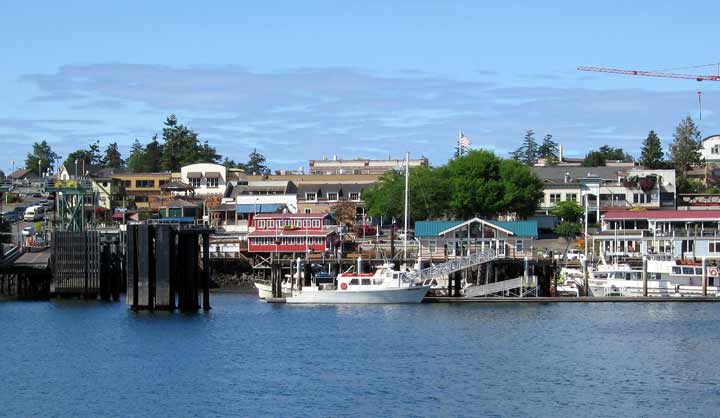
[
  {"left": 51, "top": 230, "right": 123, "bottom": 300},
  {"left": 126, "top": 224, "right": 212, "bottom": 312}
]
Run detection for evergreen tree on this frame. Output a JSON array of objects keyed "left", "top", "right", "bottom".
[
  {"left": 25, "top": 140, "right": 58, "bottom": 175},
  {"left": 102, "top": 142, "right": 125, "bottom": 169},
  {"left": 160, "top": 115, "right": 218, "bottom": 171},
  {"left": 87, "top": 140, "right": 103, "bottom": 166},
  {"left": 639, "top": 130, "right": 664, "bottom": 169},
  {"left": 582, "top": 151, "right": 606, "bottom": 167},
  {"left": 245, "top": 148, "right": 270, "bottom": 175},
  {"left": 537, "top": 134, "right": 559, "bottom": 164},
  {"left": 126, "top": 139, "right": 146, "bottom": 173},
  {"left": 669, "top": 116, "right": 703, "bottom": 180},
  {"left": 510, "top": 130, "right": 539, "bottom": 165},
  {"left": 144, "top": 136, "right": 163, "bottom": 172}
]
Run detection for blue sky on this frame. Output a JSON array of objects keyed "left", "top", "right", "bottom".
[{"left": 2, "top": 1, "right": 719, "bottom": 172}]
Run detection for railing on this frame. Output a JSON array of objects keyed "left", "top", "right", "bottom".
[
  {"left": 405, "top": 250, "right": 495, "bottom": 282},
  {"left": 464, "top": 275, "right": 537, "bottom": 297}
]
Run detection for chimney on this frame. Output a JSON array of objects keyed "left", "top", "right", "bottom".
[
  {"left": 558, "top": 144, "right": 564, "bottom": 162},
  {"left": 564, "top": 172, "right": 571, "bottom": 184}
]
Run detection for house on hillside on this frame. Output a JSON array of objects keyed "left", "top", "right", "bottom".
[{"left": 414, "top": 218, "right": 538, "bottom": 260}]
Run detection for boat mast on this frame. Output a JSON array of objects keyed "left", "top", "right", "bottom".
[{"left": 403, "top": 151, "right": 409, "bottom": 263}]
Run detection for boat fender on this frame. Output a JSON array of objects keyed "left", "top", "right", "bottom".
[{"left": 340, "top": 282, "right": 348, "bottom": 290}]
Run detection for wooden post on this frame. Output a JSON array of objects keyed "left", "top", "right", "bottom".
[
  {"left": 702, "top": 257, "right": 707, "bottom": 297},
  {"left": 202, "top": 232, "right": 211, "bottom": 311}
]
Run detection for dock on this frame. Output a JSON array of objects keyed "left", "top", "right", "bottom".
[{"left": 425, "top": 296, "right": 720, "bottom": 303}]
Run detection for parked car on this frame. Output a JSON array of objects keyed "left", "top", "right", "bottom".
[
  {"left": 22, "top": 226, "right": 35, "bottom": 236},
  {"left": 1, "top": 210, "right": 17, "bottom": 223},
  {"left": 355, "top": 224, "right": 377, "bottom": 237}
]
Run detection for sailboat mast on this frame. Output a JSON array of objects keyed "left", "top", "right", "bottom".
[{"left": 403, "top": 151, "right": 409, "bottom": 262}]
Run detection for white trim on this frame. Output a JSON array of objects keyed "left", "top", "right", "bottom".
[{"left": 437, "top": 217, "right": 515, "bottom": 236}]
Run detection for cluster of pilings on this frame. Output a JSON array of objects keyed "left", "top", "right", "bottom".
[{"left": 126, "top": 224, "right": 212, "bottom": 311}]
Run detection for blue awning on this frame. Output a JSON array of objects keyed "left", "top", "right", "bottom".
[
  {"left": 158, "top": 217, "right": 196, "bottom": 224},
  {"left": 236, "top": 203, "right": 285, "bottom": 214}
]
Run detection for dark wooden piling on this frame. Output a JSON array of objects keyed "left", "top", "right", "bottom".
[{"left": 202, "top": 232, "right": 211, "bottom": 311}]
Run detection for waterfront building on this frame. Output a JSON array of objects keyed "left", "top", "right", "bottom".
[
  {"left": 158, "top": 199, "right": 203, "bottom": 220},
  {"left": 531, "top": 166, "right": 676, "bottom": 228},
  {"left": 112, "top": 172, "right": 172, "bottom": 208},
  {"left": 9, "top": 168, "right": 40, "bottom": 181},
  {"left": 179, "top": 163, "right": 228, "bottom": 196},
  {"left": 247, "top": 213, "right": 337, "bottom": 254},
  {"left": 595, "top": 209, "right": 720, "bottom": 259},
  {"left": 308, "top": 156, "right": 428, "bottom": 175},
  {"left": 700, "top": 134, "right": 720, "bottom": 162},
  {"left": 296, "top": 181, "right": 370, "bottom": 221},
  {"left": 414, "top": 218, "right": 538, "bottom": 260}
]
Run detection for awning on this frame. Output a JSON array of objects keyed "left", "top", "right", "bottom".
[
  {"left": 204, "top": 172, "right": 221, "bottom": 178},
  {"left": 236, "top": 203, "right": 285, "bottom": 214},
  {"left": 186, "top": 172, "right": 202, "bottom": 178}
]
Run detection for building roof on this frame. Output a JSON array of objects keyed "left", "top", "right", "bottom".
[
  {"left": 159, "top": 199, "right": 201, "bottom": 208},
  {"left": 8, "top": 169, "right": 35, "bottom": 179},
  {"left": 415, "top": 219, "right": 538, "bottom": 238},
  {"left": 297, "top": 182, "right": 370, "bottom": 196},
  {"left": 531, "top": 166, "right": 627, "bottom": 183},
  {"left": 236, "top": 203, "right": 286, "bottom": 214},
  {"left": 603, "top": 210, "right": 720, "bottom": 221},
  {"left": 702, "top": 134, "right": 720, "bottom": 142},
  {"left": 415, "top": 221, "right": 463, "bottom": 237}
]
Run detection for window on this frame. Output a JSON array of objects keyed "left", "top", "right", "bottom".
[
  {"left": 633, "top": 193, "right": 653, "bottom": 204},
  {"left": 710, "top": 241, "right": 720, "bottom": 253},
  {"left": 268, "top": 220, "right": 275, "bottom": 228},
  {"left": 429, "top": 240, "right": 436, "bottom": 253},
  {"left": 349, "top": 279, "right": 359, "bottom": 285},
  {"left": 258, "top": 220, "right": 266, "bottom": 228},
  {"left": 312, "top": 219, "right": 320, "bottom": 228},
  {"left": 549, "top": 193, "right": 561, "bottom": 203},
  {"left": 304, "top": 208, "right": 312, "bottom": 214},
  {"left": 713, "top": 144, "right": 720, "bottom": 155},
  {"left": 565, "top": 193, "right": 577, "bottom": 202},
  {"left": 134, "top": 195, "right": 148, "bottom": 203},
  {"left": 349, "top": 192, "right": 360, "bottom": 201},
  {"left": 207, "top": 177, "right": 219, "bottom": 188},
  {"left": 327, "top": 192, "right": 338, "bottom": 201},
  {"left": 123, "top": 180, "right": 131, "bottom": 188},
  {"left": 294, "top": 219, "right": 302, "bottom": 227},
  {"left": 135, "top": 179, "right": 155, "bottom": 188},
  {"left": 159, "top": 180, "right": 168, "bottom": 186},
  {"left": 190, "top": 178, "right": 201, "bottom": 188},
  {"left": 515, "top": 240, "right": 524, "bottom": 252},
  {"left": 361, "top": 278, "right": 371, "bottom": 285},
  {"left": 305, "top": 193, "right": 317, "bottom": 201}
]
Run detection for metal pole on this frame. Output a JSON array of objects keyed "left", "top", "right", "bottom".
[
  {"left": 403, "top": 152, "right": 409, "bottom": 263},
  {"left": 584, "top": 194, "right": 589, "bottom": 296},
  {"left": 702, "top": 257, "right": 707, "bottom": 296}
]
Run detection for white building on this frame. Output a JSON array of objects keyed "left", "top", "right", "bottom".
[
  {"left": 180, "top": 163, "right": 228, "bottom": 196},
  {"left": 701, "top": 135, "right": 720, "bottom": 162}
]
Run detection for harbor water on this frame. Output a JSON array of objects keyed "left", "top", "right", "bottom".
[{"left": 2, "top": 294, "right": 720, "bottom": 417}]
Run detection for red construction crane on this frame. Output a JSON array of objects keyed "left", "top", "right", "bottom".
[{"left": 577, "top": 64, "right": 720, "bottom": 119}]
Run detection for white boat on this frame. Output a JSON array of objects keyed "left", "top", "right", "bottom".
[
  {"left": 588, "top": 257, "right": 720, "bottom": 297},
  {"left": 285, "top": 263, "right": 431, "bottom": 304}
]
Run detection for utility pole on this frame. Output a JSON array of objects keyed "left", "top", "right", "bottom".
[{"left": 583, "top": 193, "right": 589, "bottom": 296}]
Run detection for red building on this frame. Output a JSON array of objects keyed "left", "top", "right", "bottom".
[{"left": 247, "top": 213, "right": 337, "bottom": 253}]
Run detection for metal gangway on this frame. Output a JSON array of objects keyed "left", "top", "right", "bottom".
[
  {"left": 463, "top": 275, "right": 538, "bottom": 298},
  {"left": 404, "top": 250, "right": 496, "bottom": 284}
]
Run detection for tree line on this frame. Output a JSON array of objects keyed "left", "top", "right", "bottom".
[
  {"left": 508, "top": 116, "right": 707, "bottom": 192},
  {"left": 363, "top": 150, "right": 544, "bottom": 222},
  {"left": 23, "top": 115, "right": 272, "bottom": 176}
]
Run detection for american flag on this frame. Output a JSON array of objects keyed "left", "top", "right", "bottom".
[{"left": 459, "top": 131, "right": 471, "bottom": 148}]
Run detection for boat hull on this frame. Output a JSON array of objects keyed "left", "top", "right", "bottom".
[{"left": 285, "top": 285, "right": 431, "bottom": 304}]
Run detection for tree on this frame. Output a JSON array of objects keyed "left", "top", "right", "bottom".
[
  {"left": 331, "top": 199, "right": 358, "bottom": 227},
  {"left": 582, "top": 145, "right": 633, "bottom": 166},
  {"left": 245, "top": 148, "right": 270, "bottom": 175},
  {"left": 64, "top": 149, "right": 93, "bottom": 174},
  {"left": 537, "top": 134, "right": 559, "bottom": 165},
  {"left": 222, "top": 157, "right": 246, "bottom": 170},
  {"left": 126, "top": 139, "right": 146, "bottom": 173},
  {"left": 363, "top": 171, "right": 405, "bottom": 221},
  {"left": 102, "top": 142, "right": 125, "bottom": 169},
  {"left": 25, "top": 140, "right": 58, "bottom": 175},
  {"left": 639, "top": 130, "right": 664, "bottom": 169},
  {"left": 160, "top": 115, "right": 219, "bottom": 171},
  {"left": 582, "top": 151, "right": 606, "bottom": 167},
  {"left": 552, "top": 201, "right": 583, "bottom": 263},
  {"left": 669, "top": 116, "right": 703, "bottom": 181},
  {"left": 510, "top": 130, "right": 539, "bottom": 165},
  {"left": 87, "top": 140, "right": 103, "bottom": 166}
]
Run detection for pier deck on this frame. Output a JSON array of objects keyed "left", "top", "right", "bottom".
[{"left": 426, "top": 296, "right": 720, "bottom": 303}]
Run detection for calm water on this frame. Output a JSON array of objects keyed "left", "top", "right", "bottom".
[{"left": 1, "top": 295, "right": 720, "bottom": 418}]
